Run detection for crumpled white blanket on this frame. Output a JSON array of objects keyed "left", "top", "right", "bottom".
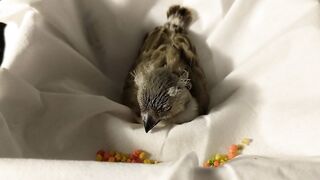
[{"left": 1, "top": 0, "right": 320, "bottom": 179}]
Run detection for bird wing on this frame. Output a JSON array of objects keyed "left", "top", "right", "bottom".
[
  {"left": 168, "top": 33, "right": 210, "bottom": 115},
  {"left": 140, "top": 27, "right": 210, "bottom": 115}
]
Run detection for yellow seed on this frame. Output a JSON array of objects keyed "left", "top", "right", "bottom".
[
  {"left": 121, "top": 156, "right": 127, "bottom": 162},
  {"left": 139, "top": 152, "right": 146, "bottom": 159},
  {"left": 241, "top": 138, "right": 252, "bottom": 145},
  {"left": 223, "top": 156, "right": 228, "bottom": 161},
  {"left": 108, "top": 157, "right": 115, "bottom": 162},
  {"left": 115, "top": 153, "right": 122, "bottom": 161},
  {"left": 96, "top": 154, "right": 103, "bottom": 161},
  {"left": 215, "top": 154, "right": 222, "bottom": 161},
  {"left": 144, "top": 159, "right": 151, "bottom": 164}
]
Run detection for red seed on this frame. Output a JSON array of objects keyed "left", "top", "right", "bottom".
[
  {"left": 203, "top": 162, "right": 211, "bottom": 168},
  {"left": 227, "top": 152, "right": 237, "bottom": 159},
  {"left": 103, "top": 152, "right": 111, "bottom": 161},
  {"left": 131, "top": 157, "right": 143, "bottom": 163},
  {"left": 108, "top": 157, "right": 116, "bottom": 162},
  {"left": 130, "top": 153, "right": 137, "bottom": 159},
  {"left": 229, "top": 144, "right": 238, "bottom": 153},
  {"left": 132, "top": 149, "right": 142, "bottom": 157},
  {"left": 213, "top": 160, "right": 220, "bottom": 167}
]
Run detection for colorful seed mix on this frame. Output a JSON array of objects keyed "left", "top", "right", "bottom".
[{"left": 203, "top": 138, "right": 252, "bottom": 168}]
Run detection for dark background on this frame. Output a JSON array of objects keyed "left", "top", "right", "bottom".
[
  {"left": 0, "top": 0, "right": 4, "bottom": 65},
  {"left": 0, "top": 22, "right": 5, "bottom": 65}
]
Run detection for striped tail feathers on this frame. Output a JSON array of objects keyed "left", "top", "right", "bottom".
[{"left": 166, "top": 5, "right": 194, "bottom": 32}]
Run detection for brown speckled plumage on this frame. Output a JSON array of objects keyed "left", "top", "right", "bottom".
[{"left": 122, "top": 5, "right": 209, "bottom": 132}]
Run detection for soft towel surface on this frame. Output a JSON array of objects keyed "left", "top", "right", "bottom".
[{"left": 1, "top": 0, "right": 320, "bottom": 179}]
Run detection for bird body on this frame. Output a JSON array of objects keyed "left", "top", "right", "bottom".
[{"left": 122, "top": 5, "right": 209, "bottom": 132}]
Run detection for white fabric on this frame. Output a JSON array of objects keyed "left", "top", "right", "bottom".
[{"left": 1, "top": 0, "right": 320, "bottom": 179}]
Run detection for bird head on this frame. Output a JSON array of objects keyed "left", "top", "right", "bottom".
[{"left": 134, "top": 67, "right": 192, "bottom": 133}]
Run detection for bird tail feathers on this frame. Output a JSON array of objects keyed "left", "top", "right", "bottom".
[{"left": 166, "top": 5, "right": 193, "bottom": 31}]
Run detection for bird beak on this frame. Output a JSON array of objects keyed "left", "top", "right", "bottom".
[{"left": 142, "top": 113, "right": 159, "bottom": 133}]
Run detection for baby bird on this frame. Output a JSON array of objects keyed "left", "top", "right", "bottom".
[{"left": 122, "top": 5, "right": 209, "bottom": 133}]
